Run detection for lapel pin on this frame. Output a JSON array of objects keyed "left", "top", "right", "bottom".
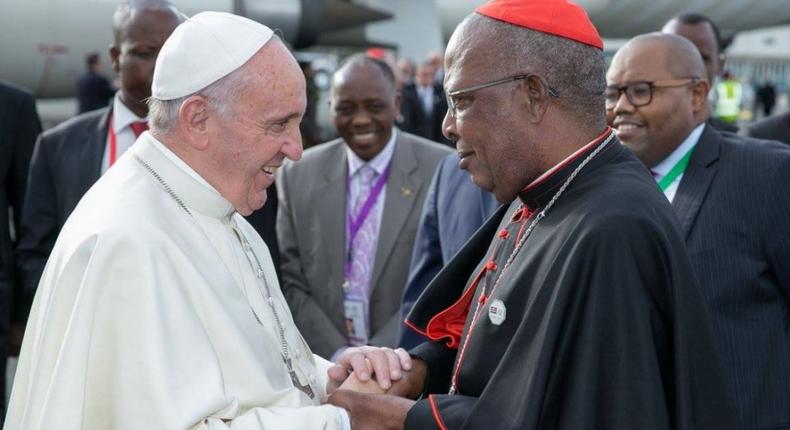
[{"left": 401, "top": 187, "right": 413, "bottom": 197}]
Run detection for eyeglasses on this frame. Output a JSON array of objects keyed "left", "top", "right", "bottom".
[
  {"left": 446, "top": 74, "right": 560, "bottom": 118},
  {"left": 604, "top": 77, "right": 700, "bottom": 110}
]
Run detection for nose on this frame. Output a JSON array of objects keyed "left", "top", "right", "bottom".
[
  {"left": 611, "top": 90, "right": 635, "bottom": 115},
  {"left": 282, "top": 127, "right": 303, "bottom": 162},
  {"left": 351, "top": 109, "right": 373, "bottom": 128},
  {"left": 442, "top": 110, "right": 459, "bottom": 143}
]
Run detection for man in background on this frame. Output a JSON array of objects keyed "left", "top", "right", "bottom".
[
  {"left": 278, "top": 55, "right": 450, "bottom": 358},
  {"left": 0, "top": 80, "right": 41, "bottom": 419},
  {"left": 662, "top": 13, "right": 739, "bottom": 132},
  {"left": 608, "top": 32, "right": 790, "bottom": 430},
  {"left": 400, "top": 62, "right": 452, "bottom": 146},
  {"left": 75, "top": 52, "right": 116, "bottom": 114}
]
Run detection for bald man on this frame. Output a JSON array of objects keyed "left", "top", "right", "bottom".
[{"left": 608, "top": 33, "right": 790, "bottom": 430}]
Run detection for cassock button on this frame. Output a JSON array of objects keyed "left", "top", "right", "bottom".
[
  {"left": 498, "top": 229, "right": 510, "bottom": 239},
  {"left": 488, "top": 299, "right": 506, "bottom": 326},
  {"left": 485, "top": 260, "right": 497, "bottom": 271}
]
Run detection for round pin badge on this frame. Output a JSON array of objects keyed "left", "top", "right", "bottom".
[{"left": 488, "top": 299, "right": 506, "bottom": 326}]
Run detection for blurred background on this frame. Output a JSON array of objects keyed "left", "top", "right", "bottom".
[{"left": 2, "top": 0, "right": 789, "bottom": 140}]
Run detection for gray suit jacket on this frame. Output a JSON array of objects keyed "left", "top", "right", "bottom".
[
  {"left": 673, "top": 125, "right": 790, "bottom": 430},
  {"left": 277, "top": 130, "right": 451, "bottom": 357}
]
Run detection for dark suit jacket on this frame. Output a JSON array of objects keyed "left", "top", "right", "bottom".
[
  {"left": 397, "top": 153, "right": 499, "bottom": 349},
  {"left": 0, "top": 80, "right": 40, "bottom": 418},
  {"left": 399, "top": 83, "right": 452, "bottom": 146},
  {"left": 17, "top": 107, "right": 280, "bottom": 321},
  {"left": 673, "top": 125, "right": 790, "bottom": 430},
  {"left": 277, "top": 131, "right": 451, "bottom": 357},
  {"left": 747, "top": 110, "right": 790, "bottom": 145}
]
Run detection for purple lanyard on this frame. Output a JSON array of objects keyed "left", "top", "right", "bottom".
[{"left": 345, "top": 164, "right": 391, "bottom": 276}]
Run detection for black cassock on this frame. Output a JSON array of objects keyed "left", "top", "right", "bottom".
[{"left": 404, "top": 135, "right": 737, "bottom": 429}]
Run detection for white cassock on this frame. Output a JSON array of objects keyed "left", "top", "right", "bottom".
[{"left": 5, "top": 132, "right": 348, "bottom": 429}]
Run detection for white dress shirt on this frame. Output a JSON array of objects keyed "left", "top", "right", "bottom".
[
  {"left": 101, "top": 93, "right": 145, "bottom": 174},
  {"left": 344, "top": 127, "right": 398, "bottom": 264},
  {"left": 652, "top": 123, "right": 705, "bottom": 202}
]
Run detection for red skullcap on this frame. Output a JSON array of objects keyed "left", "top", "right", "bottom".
[{"left": 476, "top": 0, "right": 603, "bottom": 50}]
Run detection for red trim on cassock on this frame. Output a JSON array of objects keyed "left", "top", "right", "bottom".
[
  {"left": 429, "top": 395, "right": 449, "bottom": 430},
  {"left": 424, "top": 269, "right": 485, "bottom": 349},
  {"left": 404, "top": 318, "right": 429, "bottom": 337},
  {"left": 521, "top": 127, "right": 612, "bottom": 193}
]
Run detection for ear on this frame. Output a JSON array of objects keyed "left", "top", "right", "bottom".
[
  {"left": 109, "top": 45, "right": 120, "bottom": 74},
  {"left": 178, "top": 95, "right": 211, "bottom": 151},
  {"left": 521, "top": 75, "right": 552, "bottom": 123},
  {"left": 691, "top": 79, "right": 711, "bottom": 113}
]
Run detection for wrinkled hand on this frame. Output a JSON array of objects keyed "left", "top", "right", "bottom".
[
  {"left": 327, "top": 390, "right": 415, "bottom": 430},
  {"left": 326, "top": 346, "right": 411, "bottom": 395},
  {"left": 337, "top": 372, "right": 386, "bottom": 395}
]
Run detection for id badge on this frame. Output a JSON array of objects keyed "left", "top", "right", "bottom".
[{"left": 343, "top": 298, "right": 368, "bottom": 345}]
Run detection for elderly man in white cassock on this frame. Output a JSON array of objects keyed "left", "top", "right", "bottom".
[{"left": 5, "top": 11, "right": 411, "bottom": 430}]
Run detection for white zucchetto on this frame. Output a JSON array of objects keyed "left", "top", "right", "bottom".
[{"left": 152, "top": 11, "right": 274, "bottom": 100}]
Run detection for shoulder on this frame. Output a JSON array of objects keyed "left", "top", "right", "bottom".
[
  {"left": 0, "top": 79, "right": 34, "bottom": 104},
  {"left": 398, "top": 130, "right": 453, "bottom": 160},
  {"left": 748, "top": 111, "right": 790, "bottom": 138},
  {"left": 40, "top": 108, "right": 106, "bottom": 144},
  {"left": 280, "top": 138, "right": 343, "bottom": 179},
  {"left": 717, "top": 130, "right": 790, "bottom": 173}
]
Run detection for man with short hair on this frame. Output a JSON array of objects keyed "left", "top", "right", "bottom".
[
  {"left": 662, "top": 13, "right": 739, "bottom": 132},
  {"left": 16, "top": 0, "right": 182, "bottom": 327},
  {"left": 277, "top": 54, "right": 451, "bottom": 359},
  {"left": 6, "top": 11, "right": 405, "bottom": 429},
  {"left": 76, "top": 52, "right": 115, "bottom": 113},
  {"left": 327, "top": 1, "right": 736, "bottom": 428},
  {"left": 608, "top": 32, "right": 790, "bottom": 430},
  {"left": 17, "top": 0, "right": 281, "bottom": 323},
  {"left": 399, "top": 62, "right": 451, "bottom": 146}
]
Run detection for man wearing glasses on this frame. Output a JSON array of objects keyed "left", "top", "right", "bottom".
[
  {"left": 325, "top": 1, "right": 736, "bottom": 429},
  {"left": 608, "top": 32, "right": 790, "bottom": 430}
]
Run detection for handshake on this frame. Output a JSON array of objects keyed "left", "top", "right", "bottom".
[{"left": 323, "top": 346, "right": 427, "bottom": 430}]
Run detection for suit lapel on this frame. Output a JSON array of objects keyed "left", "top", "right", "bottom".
[
  {"left": 672, "top": 125, "right": 721, "bottom": 239},
  {"left": 90, "top": 108, "right": 111, "bottom": 180},
  {"left": 316, "top": 144, "right": 347, "bottom": 291},
  {"left": 370, "top": 133, "right": 422, "bottom": 292}
]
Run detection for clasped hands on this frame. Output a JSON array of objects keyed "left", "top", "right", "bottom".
[{"left": 324, "top": 346, "right": 427, "bottom": 430}]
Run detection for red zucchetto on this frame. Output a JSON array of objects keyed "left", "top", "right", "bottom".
[{"left": 476, "top": 0, "right": 603, "bottom": 50}]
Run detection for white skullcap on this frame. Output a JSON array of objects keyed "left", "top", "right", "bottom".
[{"left": 152, "top": 11, "right": 274, "bottom": 100}]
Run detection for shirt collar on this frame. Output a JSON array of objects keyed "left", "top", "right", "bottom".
[
  {"left": 132, "top": 132, "right": 235, "bottom": 219},
  {"left": 112, "top": 93, "right": 145, "bottom": 133},
  {"left": 651, "top": 122, "right": 705, "bottom": 178},
  {"left": 346, "top": 127, "right": 398, "bottom": 177},
  {"left": 518, "top": 128, "right": 615, "bottom": 211}
]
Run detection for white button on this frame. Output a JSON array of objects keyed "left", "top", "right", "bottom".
[
  {"left": 309, "top": 374, "right": 317, "bottom": 384},
  {"left": 294, "top": 350, "right": 302, "bottom": 359}
]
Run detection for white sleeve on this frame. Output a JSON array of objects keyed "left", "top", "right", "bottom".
[{"left": 196, "top": 404, "right": 349, "bottom": 430}]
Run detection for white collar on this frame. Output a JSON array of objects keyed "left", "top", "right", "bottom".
[
  {"left": 112, "top": 93, "right": 145, "bottom": 133},
  {"left": 346, "top": 127, "right": 398, "bottom": 177},
  {"left": 652, "top": 122, "right": 705, "bottom": 176},
  {"left": 132, "top": 132, "right": 235, "bottom": 219}
]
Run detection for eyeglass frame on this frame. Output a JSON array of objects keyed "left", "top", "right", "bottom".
[
  {"left": 604, "top": 77, "right": 701, "bottom": 110},
  {"left": 445, "top": 74, "right": 560, "bottom": 118}
]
